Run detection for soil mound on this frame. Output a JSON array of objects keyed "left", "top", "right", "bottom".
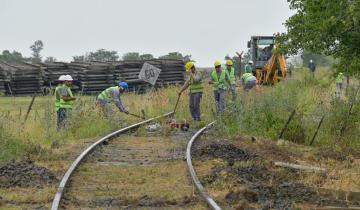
[
  {"left": 0, "top": 160, "right": 57, "bottom": 188},
  {"left": 193, "top": 143, "right": 257, "bottom": 162}
]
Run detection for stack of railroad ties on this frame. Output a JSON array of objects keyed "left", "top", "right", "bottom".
[
  {"left": 112, "top": 59, "right": 185, "bottom": 93},
  {"left": 0, "top": 59, "right": 186, "bottom": 96},
  {"left": 0, "top": 62, "right": 44, "bottom": 96},
  {"left": 0, "top": 64, "right": 6, "bottom": 94},
  {"left": 40, "top": 62, "right": 79, "bottom": 92}
]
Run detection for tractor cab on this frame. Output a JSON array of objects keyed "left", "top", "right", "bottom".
[
  {"left": 247, "top": 36, "right": 276, "bottom": 71},
  {"left": 247, "top": 35, "right": 286, "bottom": 85}
]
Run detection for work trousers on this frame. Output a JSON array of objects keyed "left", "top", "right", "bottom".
[
  {"left": 214, "top": 90, "right": 226, "bottom": 114},
  {"left": 57, "top": 108, "right": 71, "bottom": 131},
  {"left": 189, "top": 92, "right": 202, "bottom": 121},
  {"left": 336, "top": 83, "right": 343, "bottom": 98},
  {"left": 96, "top": 99, "right": 114, "bottom": 119},
  {"left": 244, "top": 80, "right": 257, "bottom": 92},
  {"left": 229, "top": 84, "right": 236, "bottom": 100}
]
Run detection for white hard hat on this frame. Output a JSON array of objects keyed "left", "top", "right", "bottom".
[
  {"left": 58, "top": 75, "right": 67, "bottom": 81},
  {"left": 59, "top": 75, "right": 73, "bottom": 81},
  {"left": 248, "top": 60, "right": 254, "bottom": 64},
  {"left": 310, "top": 59, "right": 313, "bottom": 63}
]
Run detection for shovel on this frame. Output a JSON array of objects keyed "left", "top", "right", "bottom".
[
  {"left": 170, "top": 93, "right": 181, "bottom": 118},
  {"left": 127, "top": 112, "right": 145, "bottom": 120}
]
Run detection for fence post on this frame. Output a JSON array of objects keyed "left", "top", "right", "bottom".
[
  {"left": 278, "top": 109, "right": 296, "bottom": 139},
  {"left": 310, "top": 115, "right": 325, "bottom": 146}
]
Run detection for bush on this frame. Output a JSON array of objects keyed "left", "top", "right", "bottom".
[{"left": 215, "top": 69, "right": 360, "bottom": 151}]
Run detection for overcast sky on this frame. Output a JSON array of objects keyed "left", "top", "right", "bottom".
[{"left": 0, "top": 0, "right": 293, "bottom": 66}]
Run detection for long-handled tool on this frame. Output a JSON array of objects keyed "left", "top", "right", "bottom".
[
  {"left": 171, "top": 94, "right": 181, "bottom": 117},
  {"left": 128, "top": 112, "right": 145, "bottom": 120}
]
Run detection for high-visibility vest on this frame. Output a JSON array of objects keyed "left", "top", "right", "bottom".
[
  {"left": 98, "top": 86, "right": 119, "bottom": 102},
  {"left": 55, "top": 84, "right": 73, "bottom": 111},
  {"left": 336, "top": 73, "right": 344, "bottom": 84},
  {"left": 244, "top": 64, "right": 252, "bottom": 73},
  {"left": 225, "top": 67, "right": 236, "bottom": 85},
  {"left": 189, "top": 75, "right": 203, "bottom": 93},
  {"left": 211, "top": 70, "right": 227, "bottom": 91},
  {"left": 241, "top": 73, "right": 256, "bottom": 85}
]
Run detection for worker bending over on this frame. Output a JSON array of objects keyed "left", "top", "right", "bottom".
[
  {"left": 209, "top": 61, "right": 231, "bottom": 114},
  {"left": 241, "top": 67, "right": 257, "bottom": 92},
  {"left": 178, "top": 62, "right": 203, "bottom": 121},
  {"left": 55, "top": 75, "right": 76, "bottom": 130},
  {"left": 224, "top": 59, "right": 236, "bottom": 100},
  {"left": 97, "top": 82, "right": 129, "bottom": 118}
]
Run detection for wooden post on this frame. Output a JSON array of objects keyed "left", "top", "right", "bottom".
[
  {"left": 278, "top": 109, "right": 296, "bottom": 139},
  {"left": 310, "top": 115, "right": 325, "bottom": 146},
  {"left": 23, "top": 95, "right": 36, "bottom": 124}
]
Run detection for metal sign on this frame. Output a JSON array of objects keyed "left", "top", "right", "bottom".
[{"left": 138, "top": 62, "right": 162, "bottom": 85}]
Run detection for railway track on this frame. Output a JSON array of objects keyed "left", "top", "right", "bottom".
[
  {"left": 51, "top": 116, "right": 360, "bottom": 210},
  {"left": 51, "top": 113, "right": 216, "bottom": 210}
]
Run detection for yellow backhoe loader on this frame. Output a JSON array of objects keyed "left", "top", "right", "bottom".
[{"left": 247, "top": 35, "right": 287, "bottom": 85}]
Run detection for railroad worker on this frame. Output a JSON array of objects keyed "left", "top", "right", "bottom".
[
  {"left": 244, "top": 60, "right": 254, "bottom": 75},
  {"left": 97, "top": 82, "right": 129, "bottom": 118},
  {"left": 209, "top": 61, "right": 231, "bottom": 114},
  {"left": 308, "top": 59, "right": 316, "bottom": 74},
  {"left": 241, "top": 67, "right": 257, "bottom": 92},
  {"left": 225, "top": 59, "right": 237, "bottom": 100},
  {"left": 335, "top": 72, "right": 345, "bottom": 98},
  {"left": 55, "top": 75, "right": 76, "bottom": 130},
  {"left": 178, "top": 62, "right": 203, "bottom": 121}
]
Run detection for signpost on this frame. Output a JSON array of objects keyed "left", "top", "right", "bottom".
[{"left": 138, "top": 62, "right": 162, "bottom": 85}]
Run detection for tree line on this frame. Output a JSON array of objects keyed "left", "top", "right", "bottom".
[
  {"left": 279, "top": 0, "right": 360, "bottom": 74},
  {"left": 0, "top": 40, "right": 193, "bottom": 64}
]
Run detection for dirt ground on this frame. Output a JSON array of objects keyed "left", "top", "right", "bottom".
[
  {"left": 61, "top": 128, "right": 209, "bottom": 209},
  {"left": 1, "top": 123, "right": 360, "bottom": 210},
  {"left": 192, "top": 135, "right": 360, "bottom": 209}
]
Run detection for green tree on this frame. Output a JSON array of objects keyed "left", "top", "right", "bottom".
[
  {"left": 302, "top": 51, "right": 333, "bottom": 67},
  {"left": 72, "top": 55, "right": 87, "bottom": 62},
  {"left": 0, "top": 50, "right": 27, "bottom": 63},
  {"left": 159, "top": 52, "right": 192, "bottom": 61},
  {"left": 30, "top": 40, "right": 43, "bottom": 63},
  {"left": 139, "top": 54, "right": 154, "bottom": 60},
  {"left": 159, "top": 52, "right": 183, "bottom": 60},
  {"left": 280, "top": 0, "right": 360, "bottom": 74},
  {"left": 44, "top": 56, "right": 57, "bottom": 63},
  {"left": 88, "top": 49, "right": 119, "bottom": 62},
  {"left": 122, "top": 52, "right": 140, "bottom": 61},
  {"left": 72, "top": 49, "right": 119, "bottom": 62}
]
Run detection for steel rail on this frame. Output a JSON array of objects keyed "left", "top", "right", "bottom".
[
  {"left": 186, "top": 121, "right": 222, "bottom": 210},
  {"left": 51, "top": 112, "right": 173, "bottom": 210}
]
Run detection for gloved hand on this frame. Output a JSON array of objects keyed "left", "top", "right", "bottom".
[{"left": 124, "top": 110, "right": 129, "bottom": 114}]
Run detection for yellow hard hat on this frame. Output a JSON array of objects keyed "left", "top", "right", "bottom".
[
  {"left": 226, "top": 60, "right": 233, "bottom": 66},
  {"left": 185, "top": 62, "right": 195, "bottom": 71},
  {"left": 214, "top": 60, "right": 221, "bottom": 67}
]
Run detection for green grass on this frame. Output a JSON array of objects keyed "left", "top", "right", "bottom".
[
  {"left": 0, "top": 85, "right": 215, "bottom": 163},
  {"left": 216, "top": 68, "right": 360, "bottom": 150},
  {"left": 1, "top": 69, "right": 360, "bottom": 163}
]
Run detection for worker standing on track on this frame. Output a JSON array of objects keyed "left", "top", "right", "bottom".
[
  {"left": 335, "top": 72, "right": 345, "bottom": 98},
  {"left": 224, "top": 59, "right": 237, "bottom": 100},
  {"left": 55, "top": 75, "right": 76, "bottom": 131},
  {"left": 178, "top": 62, "right": 203, "bottom": 121},
  {"left": 96, "top": 82, "right": 129, "bottom": 118},
  {"left": 241, "top": 67, "right": 257, "bottom": 92},
  {"left": 209, "top": 61, "right": 231, "bottom": 114}
]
